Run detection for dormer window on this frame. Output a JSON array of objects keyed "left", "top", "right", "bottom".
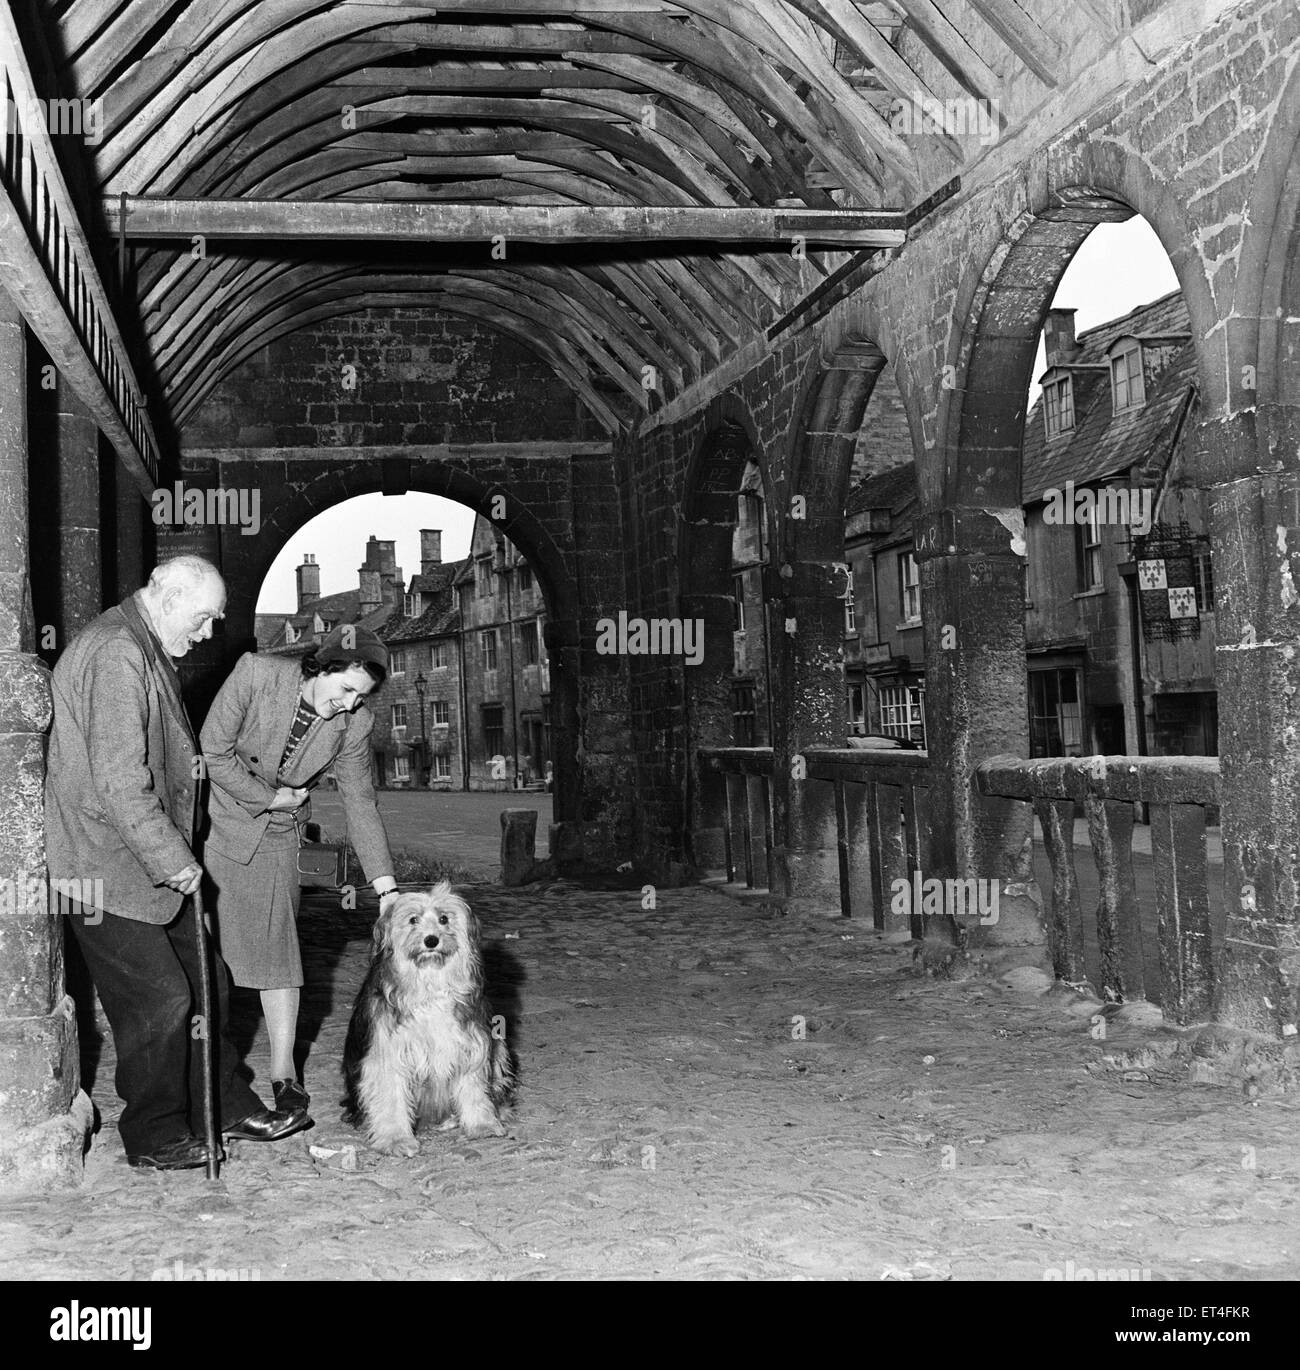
[
  {"left": 1110, "top": 341, "right": 1145, "bottom": 412},
  {"left": 1043, "top": 374, "right": 1075, "bottom": 438},
  {"left": 404, "top": 591, "right": 419, "bottom": 617}
]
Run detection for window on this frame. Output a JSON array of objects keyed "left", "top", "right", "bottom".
[
  {"left": 1195, "top": 550, "right": 1215, "bottom": 612},
  {"left": 476, "top": 558, "right": 494, "bottom": 599},
  {"left": 482, "top": 629, "right": 498, "bottom": 671},
  {"left": 733, "top": 573, "right": 746, "bottom": 632},
  {"left": 482, "top": 704, "right": 504, "bottom": 758},
  {"left": 1111, "top": 343, "right": 1145, "bottom": 412},
  {"left": 899, "top": 552, "right": 921, "bottom": 624},
  {"left": 431, "top": 641, "right": 450, "bottom": 670},
  {"left": 843, "top": 576, "right": 856, "bottom": 636},
  {"left": 391, "top": 702, "right": 408, "bottom": 732},
  {"left": 1029, "top": 668, "right": 1083, "bottom": 757},
  {"left": 403, "top": 592, "right": 419, "bottom": 617},
  {"left": 432, "top": 753, "right": 451, "bottom": 779},
  {"left": 432, "top": 699, "right": 450, "bottom": 727},
  {"left": 284, "top": 623, "right": 298, "bottom": 645},
  {"left": 1043, "top": 376, "right": 1075, "bottom": 438},
  {"left": 877, "top": 684, "right": 926, "bottom": 746},
  {"left": 390, "top": 649, "right": 406, "bottom": 676},
  {"left": 392, "top": 754, "right": 410, "bottom": 782},
  {"left": 1076, "top": 498, "right": 1103, "bottom": 590},
  {"left": 731, "top": 682, "right": 756, "bottom": 746},
  {"left": 848, "top": 684, "right": 866, "bottom": 735},
  {"left": 522, "top": 619, "right": 541, "bottom": 666},
  {"left": 518, "top": 563, "right": 533, "bottom": 593}
]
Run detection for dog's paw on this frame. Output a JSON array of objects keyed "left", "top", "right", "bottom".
[
  {"left": 461, "top": 1116, "right": 507, "bottom": 1140},
  {"left": 372, "top": 1135, "right": 420, "bottom": 1157}
]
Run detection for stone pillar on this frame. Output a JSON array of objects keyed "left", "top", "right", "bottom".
[
  {"left": 0, "top": 296, "right": 90, "bottom": 1190},
  {"left": 29, "top": 350, "right": 102, "bottom": 654},
  {"left": 766, "top": 562, "right": 845, "bottom": 915},
  {"left": 1201, "top": 412, "right": 1300, "bottom": 1036},
  {"left": 113, "top": 460, "right": 151, "bottom": 600},
  {"left": 916, "top": 507, "right": 1046, "bottom": 969}
]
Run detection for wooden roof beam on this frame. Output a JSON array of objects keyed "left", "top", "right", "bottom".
[{"left": 103, "top": 198, "right": 910, "bottom": 247}]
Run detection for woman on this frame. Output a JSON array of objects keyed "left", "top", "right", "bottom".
[{"left": 201, "top": 624, "right": 398, "bottom": 1131}]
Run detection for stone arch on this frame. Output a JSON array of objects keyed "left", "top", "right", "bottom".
[
  {"left": 679, "top": 396, "right": 771, "bottom": 871},
  {"left": 194, "top": 457, "right": 581, "bottom": 827},
  {"left": 920, "top": 167, "right": 1210, "bottom": 956},
  {"left": 1237, "top": 60, "right": 1300, "bottom": 415}
]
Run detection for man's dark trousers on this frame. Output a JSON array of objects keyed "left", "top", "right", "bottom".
[{"left": 66, "top": 899, "right": 263, "bottom": 1155}]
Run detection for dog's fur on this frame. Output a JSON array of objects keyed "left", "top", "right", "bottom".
[{"left": 342, "top": 883, "right": 513, "bottom": 1156}]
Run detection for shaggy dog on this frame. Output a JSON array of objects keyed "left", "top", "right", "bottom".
[{"left": 342, "top": 883, "right": 513, "bottom": 1156}]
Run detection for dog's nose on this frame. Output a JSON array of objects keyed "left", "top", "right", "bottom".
[{"left": 423, "top": 935, "right": 439, "bottom": 949}]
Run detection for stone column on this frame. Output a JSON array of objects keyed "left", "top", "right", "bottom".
[
  {"left": 1201, "top": 411, "right": 1300, "bottom": 1036},
  {"left": 916, "top": 506, "right": 1046, "bottom": 970},
  {"left": 113, "top": 459, "right": 151, "bottom": 600},
  {"left": 29, "top": 350, "right": 102, "bottom": 652},
  {"left": 766, "top": 562, "right": 845, "bottom": 915},
  {"left": 0, "top": 296, "right": 90, "bottom": 1190}
]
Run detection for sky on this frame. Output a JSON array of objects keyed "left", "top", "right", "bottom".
[
  {"left": 257, "top": 217, "right": 1181, "bottom": 612},
  {"left": 1027, "top": 215, "right": 1181, "bottom": 404}
]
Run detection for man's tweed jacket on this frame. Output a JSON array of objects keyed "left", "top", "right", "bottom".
[
  {"left": 199, "top": 652, "right": 393, "bottom": 881},
  {"left": 45, "top": 593, "right": 200, "bottom": 924}
]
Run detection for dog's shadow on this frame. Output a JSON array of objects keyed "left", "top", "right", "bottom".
[{"left": 481, "top": 939, "right": 527, "bottom": 1090}]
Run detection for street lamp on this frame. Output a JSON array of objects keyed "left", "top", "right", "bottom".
[{"left": 414, "top": 670, "right": 428, "bottom": 786}]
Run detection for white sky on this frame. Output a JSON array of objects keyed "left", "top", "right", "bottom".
[
  {"left": 257, "top": 492, "right": 476, "bottom": 613},
  {"left": 257, "top": 218, "right": 1180, "bottom": 612}
]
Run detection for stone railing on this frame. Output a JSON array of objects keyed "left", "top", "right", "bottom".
[
  {"left": 697, "top": 746, "right": 931, "bottom": 925},
  {"left": 975, "top": 754, "right": 1220, "bottom": 1025}
]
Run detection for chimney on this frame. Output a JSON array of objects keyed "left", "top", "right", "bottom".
[
  {"left": 1044, "top": 308, "right": 1079, "bottom": 368},
  {"left": 420, "top": 529, "right": 442, "bottom": 573},
  {"left": 296, "top": 553, "right": 320, "bottom": 611},
  {"left": 358, "top": 569, "right": 382, "bottom": 617}
]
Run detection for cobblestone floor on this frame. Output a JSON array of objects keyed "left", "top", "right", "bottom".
[{"left": 1, "top": 880, "right": 1295, "bottom": 1281}]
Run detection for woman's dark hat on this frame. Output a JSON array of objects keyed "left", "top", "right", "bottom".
[{"left": 316, "top": 624, "right": 388, "bottom": 671}]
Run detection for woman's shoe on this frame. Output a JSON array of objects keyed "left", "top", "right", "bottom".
[{"left": 272, "top": 1079, "right": 310, "bottom": 1114}]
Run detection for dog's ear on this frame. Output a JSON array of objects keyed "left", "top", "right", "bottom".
[{"left": 428, "top": 878, "right": 451, "bottom": 903}]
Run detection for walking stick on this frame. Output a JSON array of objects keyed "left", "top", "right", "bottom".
[{"left": 192, "top": 883, "right": 221, "bottom": 1181}]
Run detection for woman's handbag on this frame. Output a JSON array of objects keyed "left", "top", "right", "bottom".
[{"left": 294, "top": 819, "right": 346, "bottom": 888}]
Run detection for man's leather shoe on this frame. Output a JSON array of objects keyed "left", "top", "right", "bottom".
[
  {"left": 127, "top": 1135, "right": 219, "bottom": 1170},
  {"left": 223, "top": 1105, "right": 311, "bottom": 1142}
]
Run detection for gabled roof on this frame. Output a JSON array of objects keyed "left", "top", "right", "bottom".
[
  {"left": 846, "top": 461, "right": 918, "bottom": 518},
  {"left": 1023, "top": 292, "right": 1194, "bottom": 505},
  {"left": 383, "top": 558, "right": 470, "bottom": 644}
]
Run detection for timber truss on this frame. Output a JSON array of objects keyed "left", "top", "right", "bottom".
[{"left": 3, "top": 0, "right": 1105, "bottom": 458}]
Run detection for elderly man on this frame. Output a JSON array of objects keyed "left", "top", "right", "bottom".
[{"left": 46, "top": 555, "right": 301, "bottom": 1170}]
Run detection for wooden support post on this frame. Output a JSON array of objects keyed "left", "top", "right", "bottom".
[
  {"left": 1084, "top": 794, "right": 1145, "bottom": 1003},
  {"left": 1149, "top": 802, "right": 1214, "bottom": 1024},
  {"left": 1033, "top": 798, "right": 1088, "bottom": 984}
]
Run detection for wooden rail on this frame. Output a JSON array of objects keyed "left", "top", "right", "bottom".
[
  {"left": 0, "top": 16, "right": 160, "bottom": 488},
  {"left": 698, "top": 745, "right": 931, "bottom": 929},
  {"left": 976, "top": 754, "right": 1219, "bottom": 1024}
]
